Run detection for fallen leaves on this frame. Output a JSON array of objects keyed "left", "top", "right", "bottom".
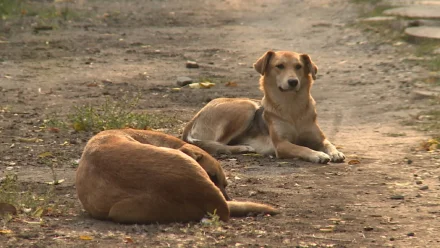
[
  {"left": 225, "top": 81, "right": 238, "bottom": 87},
  {"left": 420, "top": 138, "right": 440, "bottom": 151},
  {"left": 80, "top": 235, "right": 93, "bottom": 241},
  {"left": 348, "top": 159, "right": 361, "bottom": 165},
  {"left": 17, "top": 137, "right": 43, "bottom": 143},
  {"left": 38, "top": 151, "right": 53, "bottom": 158},
  {"left": 0, "top": 229, "right": 12, "bottom": 235},
  {"left": 188, "top": 82, "right": 216, "bottom": 89},
  {"left": 124, "top": 237, "right": 134, "bottom": 243}
]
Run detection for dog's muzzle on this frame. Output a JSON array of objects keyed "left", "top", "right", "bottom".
[{"left": 278, "top": 78, "right": 300, "bottom": 92}]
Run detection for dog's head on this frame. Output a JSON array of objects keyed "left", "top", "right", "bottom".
[
  {"left": 254, "top": 50, "right": 318, "bottom": 92},
  {"left": 178, "top": 144, "right": 231, "bottom": 201}
]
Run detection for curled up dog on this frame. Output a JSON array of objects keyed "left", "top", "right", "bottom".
[
  {"left": 182, "top": 50, "right": 345, "bottom": 164},
  {"left": 76, "top": 129, "right": 278, "bottom": 224}
]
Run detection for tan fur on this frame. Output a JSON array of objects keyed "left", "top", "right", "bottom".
[
  {"left": 182, "top": 50, "right": 345, "bottom": 164},
  {"left": 76, "top": 129, "right": 278, "bottom": 224}
]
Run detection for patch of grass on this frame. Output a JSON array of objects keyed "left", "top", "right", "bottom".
[
  {"left": 0, "top": 0, "right": 24, "bottom": 19},
  {"left": 1, "top": 0, "right": 84, "bottom": 22},
  {"left": 202, "top": 209, "right": 222, "bottom": 227},
  {"left": 0, "top": 173, "right": 54, "bottom": 219},
  {"left": 46, "top": 93, "right": 179, "bottom": 132}
]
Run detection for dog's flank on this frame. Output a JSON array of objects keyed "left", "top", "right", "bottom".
[
  {"left": 182, "top": 50, "right": 345, "bottom": 164},
  {"left": 76, "top": 129, "right": 278, "bottom": 224}
]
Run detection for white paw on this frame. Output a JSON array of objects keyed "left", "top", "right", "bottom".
[
  {"left": 327, "top": 150, "right": 345, "bottom": 163},
  {"left": 240, "top": 146, "right": 256, "bottom": 153},
  {"left": 309, "top": 151, "right": 331, "bottom": 164}
]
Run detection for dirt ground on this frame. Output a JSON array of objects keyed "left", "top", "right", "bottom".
[{"left": 1, "top": 0, "right": 440, "bottom": 247}]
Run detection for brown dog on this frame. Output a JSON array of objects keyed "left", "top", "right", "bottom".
[
  {"left": 182, "top": 50, "right": 345, "bottom": 164},
  {"left": 76, "top": 129, "right": 277, "bottom": 224}
]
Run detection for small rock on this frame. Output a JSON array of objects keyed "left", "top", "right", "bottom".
[
  {"left": 407, "top": 159, "right": 413, "bottom": 165},
  {"left": 415, "top": 194, "right": 422, "bottom": 198},
  {"left": 390, "top": 195, "right": 404, "bottom": 200},
  {"left": 364, "top": 226, "right": 374, "bottom": 231},
  {"left": 186, "top": 61, "right": 199, "bottom": 69},
  {"left": 249, "top": 191, "right": 257, "bottom": 197},
  {"left": 0, "top": 202, "right": 17, "bottom": 216},
  {"left": 415, "top": 180, "right": 423, "bottom": 185},
  {"left": 419, "top": 185, "right": 429, "bottom": 190},
  {"left": 407, "top": 232, "right": 415, "bottom": 237},
  {"left": 390, "top": 237, "right": 395, "bottom": 241},
  {"left": 176, "top": 76, "right": 193, "bottom": 87}
]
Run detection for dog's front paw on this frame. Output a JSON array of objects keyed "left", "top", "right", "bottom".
[
  {"left": 327, "top": 150, "right": 345, "bottom": 163},
  {"left": 309, "top": 151, "right": 331, "bottom": 164},
  {"left": 240, "top": 145, "right": 256, "bottom": 153}
]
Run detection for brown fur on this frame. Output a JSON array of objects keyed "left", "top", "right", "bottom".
[
  {"left": 182, "top": 50, "right": 345, "bottom": 164},
  {"left": 76, "top": 129, "right": 278, "bottom": 224}
]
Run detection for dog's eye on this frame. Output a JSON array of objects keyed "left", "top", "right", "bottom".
[
  {"left": 295, "top": 64, "right": 302, "bottom": 70},
  {"left": 276, "top": 64, "right": 284, "bottom": 70}
]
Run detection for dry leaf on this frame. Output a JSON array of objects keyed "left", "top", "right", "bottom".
[
  {"left": 32, "top": 207, "right": 45, "bottom": 217},
  {"left": 46, "top": 179, "right": 65, "bottom": 185},
  {"left": 47, "top": 127, "right": 60, "bottom": 133},
  {"left": 188, "top": 82, "right": 216, "bottom": 89},
  {"left": 348, "top": 159, "right": 360, "bottom": 165},
  {"left": 0, "top": 229, "right": 12, "bottom": 234},
  {"left": 38, "top": 151, "right": 53, "bottom": 158},
  {"left": 225, "top": 81, "right": 238, "bottom": 87},
  {"left": 18, "top": 137, "right": 43, "bottom": 143},
  {"left": 80, "top": 235, "right": 93, "bottom": 240},
  {"left": 124, "top": 237, "right": 134, "bottom": 243}
]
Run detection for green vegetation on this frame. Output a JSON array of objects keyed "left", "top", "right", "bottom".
[
  {"left": 44, "top": 94, "right": 179, "bottom": 133},
  {"left": 0, "top": 0, "right": 83, "bottom": 22}
]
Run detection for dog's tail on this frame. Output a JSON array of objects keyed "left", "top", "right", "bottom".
[{"left": 227, "top": 201, "right": 279, "bottom": 217}]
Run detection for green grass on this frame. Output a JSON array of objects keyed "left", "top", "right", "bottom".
[
  {"left": 0, "top": 173, "right": 54, "bottom": 220},
  {"left": 0, "top": 0, "right": 24, "bottom": 19},
  {"left": 44, "top": 93, "right": 179, "bottom": 133},
  {"left": 0, "top": 0, "right": 83, "bottom": 22}
]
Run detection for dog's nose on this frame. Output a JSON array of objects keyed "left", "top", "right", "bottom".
[{"left": 288, "top": 79, "right": 298, "bottom": 87}]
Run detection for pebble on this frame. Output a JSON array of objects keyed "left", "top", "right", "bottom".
[
  {"left": 364, "top": 226, "right": 374, "bottom": 231},
  {"left": 176, "top": 76, "right": 193, "bottom": 87},
  {"left": 186, "top": 61, "right": 199, "bottom": 68},
  {"left": 419, "top": 185, "right": 429, "bottom": 190},
  {"left": 390, "top": 195, "right": 404, "bottom": 200},
  {"left": 407, "top": 232, "right": 415, "bottom": 237}
]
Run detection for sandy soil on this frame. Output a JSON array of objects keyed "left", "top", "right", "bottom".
[{"left": 1, "top": 0, "right": 440, "bottom": 247}]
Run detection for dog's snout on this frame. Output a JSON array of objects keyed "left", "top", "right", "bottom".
[{"left": 288, "top": 79, "right": 298, "bottom": 87}]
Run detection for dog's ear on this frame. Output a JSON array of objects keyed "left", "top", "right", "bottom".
[
  {"left": 301, "top": 54, "right": 318, "bottom": 80},
  {"left": 179, "top": 145, "right": 203, "bottom": 161},
  {"left": 254, "top": 50, "right": 275, "bottom": 75}
]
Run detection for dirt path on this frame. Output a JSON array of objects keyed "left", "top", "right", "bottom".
[{"left": 1, "top": 0, "right": 440, "bottom": 247}]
